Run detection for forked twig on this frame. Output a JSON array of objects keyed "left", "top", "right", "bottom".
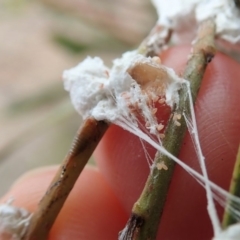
[{"left": 22, "top": 18, "right": 216, "bottom": 240}]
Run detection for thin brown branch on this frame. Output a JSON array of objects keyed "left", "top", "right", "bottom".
[
  {"left": 138, "top": 24, "right": 172, "bottom": 57},
  {"left": 23, "top": 118, "right": 109, "bottom": 240},
  {"left": 119, "top": 19, "right": 216, "bottom": 240}
]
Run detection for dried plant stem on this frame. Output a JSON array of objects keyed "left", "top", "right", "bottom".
[
  {"left": 222, "top": 146, "right": 240, "bottom": 228},
  {"left": 119, "top": 19, "right": 216, "bottom": 240},
  {"left": 23, "top": 118, "right": 109, "bottom": 240},
  {"left": 138, "top": 24, "right": 172, "bottom": 57}
]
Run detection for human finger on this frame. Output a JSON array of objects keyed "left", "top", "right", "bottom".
[
  {"left": 94, "top": 45, "right": 240, "bottom": 239},
  {"left": 0, "top": 166, "right": 127, "bottom": 239}
]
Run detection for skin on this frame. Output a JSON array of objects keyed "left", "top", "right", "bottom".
[{"left": 1, "top": 45, "right": 240, "bottom": 240}]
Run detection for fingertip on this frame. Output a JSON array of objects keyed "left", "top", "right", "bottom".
[
  {"left": 94, "top": 46, "right": 240, "bottom": 239},
  {"left": 0, "top": 166, "right": 59, "bottom": 212},
  {"left": 160, "top": 45, "right": 190, "bottom": 73},
  {"left": 50, "top": 166, "right": 127, "bottom": 239},
  {"left": 0, "top": 165, "right": 127, "bottom": 239},
  {"left": 157, "top": 50, "right": 240, "bottom": 239},
  {"left": 94, "top": 45, "right": 193, "bottom": 212}
]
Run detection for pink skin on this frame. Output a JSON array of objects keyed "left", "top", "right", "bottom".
[{"left": 1, "top": 46, "right": 240, "bottom": 239}]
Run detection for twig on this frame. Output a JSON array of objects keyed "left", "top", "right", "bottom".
[
  {"left": 17, "top": 21, "right": 171, "bottom": 240},
  {"left": 222, "top": 146, "right": 240, "bottom": 228},
  {"left": 138, "top": 24, "right": 172, "bottom": 57},
  {"left": 23, "top": 118, "right": 109, "bottom": 240},
  {"left": 119, "top": 19, "right": 216, "bottom": 240}
]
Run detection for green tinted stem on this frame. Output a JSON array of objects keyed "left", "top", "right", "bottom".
[{"left": 120, "top": 19, "right": 216, "bottom": 240}]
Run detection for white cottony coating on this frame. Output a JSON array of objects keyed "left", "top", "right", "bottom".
[
  {"left": 63, "top": 56, "right": 111, "bottom": 120},
  {"left": 0, "top": 199, "right": 32, "bottom": 239},
  {"left": 151, "top": 0, "right": 240, "bottom": 44},
  {"left": 63, "top": 51, "right": 183, "bottom": 125},
  {"left": 149, "top": 0, "right": 240, "bottom": 238},
  {"left": 63, "top": 2, "right": 240, "bottom": 237},
  {"left": 64, "top": 52, "right": 240, "bottom": 239},
  {"left": 213, "top": 224, "right": 240, "bottom": 240},
  {"left": 196, "top": 0, "right": 240, "bottom": 43},
  {"left": 151, "top": 0, "right": 199, "bottom": 28}
]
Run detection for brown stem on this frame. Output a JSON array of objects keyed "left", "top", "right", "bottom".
[
  {"left": 23, "top": 118, "right": 109, "bottom": 240},
  {"left": 138, "top": 24, "right": 172, "bottom": 57},
  {"left": 119, "top": 19, "right": 216, "bottom": 240}
]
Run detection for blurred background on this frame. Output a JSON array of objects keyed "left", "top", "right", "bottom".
[{"left": 0, "top": 0, "right": 157, "bottom": 195}]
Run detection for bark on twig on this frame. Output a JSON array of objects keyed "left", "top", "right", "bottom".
[
  {"left": 138, "top": 24, "right": 172, "bottom": 57},
  {"left": 222, "top": 146, "right": 240, "bottom": 228},
  {"left": 119, "top": 19, "right": 216, "bottom": 240},
  {"left": 23, "top": 118, "right": 109, "bottom": 240}
]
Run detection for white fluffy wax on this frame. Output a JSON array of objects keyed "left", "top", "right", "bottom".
[
  {"left": 63, "top": 51, "right": 183, "bottom": 123},
  {"left": 213, "top": 224, "right": 240, "bottom": 240},
  {"left": 63, "top": 56, "right": 111, "bottom": 120},
  {"left": 63, "top": 36, "right": 240, "bottom": 240},
  {"left": 151, "top": 0, "right": 240, "bottom": 44},
  {"left": 0, "top": 200, "right": 31, "bottom": 239}
]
